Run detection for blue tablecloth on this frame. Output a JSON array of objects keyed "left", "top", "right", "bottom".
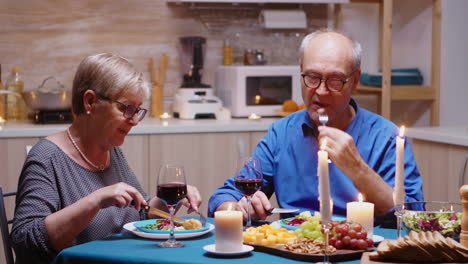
[{"left": 53, "top": 220, "right": 397, "bottom": 264}]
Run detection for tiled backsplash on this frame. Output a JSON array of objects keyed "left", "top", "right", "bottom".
[{"left": 0, "top": 1, "right": 326, "bottom": 112}]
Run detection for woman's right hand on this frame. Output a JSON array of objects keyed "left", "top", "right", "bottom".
[{"left": 91, "top": 182, "right": 147, "bottom": 211}]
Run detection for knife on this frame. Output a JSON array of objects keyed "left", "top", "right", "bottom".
[
  {"left": 267, "top": 208, "right": 299, "bottom": 214},
  {"left": 143, "top": 205, "right": 185, "bottom": 223}
]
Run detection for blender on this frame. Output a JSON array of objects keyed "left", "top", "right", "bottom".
[{"left": 173, "top": 36, "right": 222, "bottom": 119}]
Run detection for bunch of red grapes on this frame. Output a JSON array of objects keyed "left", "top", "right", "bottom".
[{"left": 326, "top": 221, "right": 374, "bottom": 250}]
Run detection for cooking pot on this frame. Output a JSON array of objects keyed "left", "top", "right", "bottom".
[{"left": 0, "top": 76, "right": 72, "bottom": 111}]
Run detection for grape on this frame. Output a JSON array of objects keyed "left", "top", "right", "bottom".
[
  {"left": 348, "top": 229, "right": 357, "bottom": 238},
  {"left": 329, "top": 237, "right": 337, "bottom": 246},
  {"left": 334, "top": 240, "right": 344, "bottom": 249},
  {"left": 342, "top": 235, "right": 351, "bottom": 246},
  {"left": 350, "top": 238, "right": 358, "bottom": 248},
  {"left": 356, "top": 231, "right": 366, "bottom": 240},
  {"left": 365, "top": 238, "right": 374, "bottom": 247},
  {"left": 351, "top": 223, "right": 362, "bottom": 232},
  {"left": 357, "top": 239, "right": 368, "bottom": 249}
]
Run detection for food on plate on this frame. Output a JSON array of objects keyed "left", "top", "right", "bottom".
[
  {"left": 281, "top": 211, "right": 317, "bottom": 229},
  {"left": 243, "top": 224, "right": 297, "bottom": 245},
  {"left": 284, "top": 238, "right": 336, "bottom": 254},
  {"left": 402, "top": 209, "right": 462, "bottom": 238},
  {"left": 368, "top": 230, "right": 468, "bottom": 262},
  {"left": 183, "top": 218, "right": 202, "bottom": 230},
  {"left": 297, "top": 104, "right": 305, "bottom": 110},
  {"left": 141, "top": 218, "right": 202, "bottom": 231},
  {"left": 282, "top": 99, "right": 298, "bottom": 112}
]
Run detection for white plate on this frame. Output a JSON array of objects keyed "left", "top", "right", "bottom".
[
  {"left": 372, "top": 234, "right": 384, "bottom": 243},
  {"left": 203, "top": 244, "right": 254, "bottom": 256},
  {"left": 123, "top": 221, "right": 214, "bottom": 239}
]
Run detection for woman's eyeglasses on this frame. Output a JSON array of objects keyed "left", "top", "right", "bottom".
[{"left": 98, "top": 94, "right": 147, "bottom": 121}]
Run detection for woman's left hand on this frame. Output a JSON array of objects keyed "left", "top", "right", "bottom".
[{"left": 181, "top": 185, "right": 202, "bottom": 214}]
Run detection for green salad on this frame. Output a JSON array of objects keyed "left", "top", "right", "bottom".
[{"left": 402, "top": 209, "right": 462, "bottom": 237}]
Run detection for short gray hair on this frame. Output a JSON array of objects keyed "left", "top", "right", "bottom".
[
  {"left": 72, "top": 53, "right": 150, "bottom": 115},
  {"left": 299, "top": 28, "right": 362, "bottom": 71}
]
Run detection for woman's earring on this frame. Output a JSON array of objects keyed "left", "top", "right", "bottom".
[{"left": 86, "top": 111, "right": 91, "bottom": 115}]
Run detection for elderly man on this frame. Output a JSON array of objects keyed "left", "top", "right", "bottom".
[{"left": 208, "top": 29, "right": 423, "bottom": 225}]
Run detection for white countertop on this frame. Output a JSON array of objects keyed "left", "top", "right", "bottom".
[
  {"left": 0, "top": 117, "right": 277, "bottom": 138},
  {"left": 406, "top": 126, "right": 468, "bottom": 147}
]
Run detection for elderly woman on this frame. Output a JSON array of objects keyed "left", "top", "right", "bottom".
[{"left": 11, "top": 53, "right": 202, "bottom": 263}]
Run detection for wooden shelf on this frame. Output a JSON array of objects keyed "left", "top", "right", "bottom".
[
  {"left": 356, "top": 84, "right": 436, "bottom": 100},
  {"left": 337, "top": 0, "right": 440, "bottom": 125}
]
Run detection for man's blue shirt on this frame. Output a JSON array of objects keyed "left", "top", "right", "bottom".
[{"left": 208, "top": 100, "right": 424, "bottom": 221}]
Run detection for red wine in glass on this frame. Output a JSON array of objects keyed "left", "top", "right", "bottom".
[
  {"left": 235, "top": 157, "right": 262, "bottom": 228},
  {"left": 157, "top": 183, "right": 187, "bottom": 206},
  {"left": 156, "top": 164, "right": 187, "bottom": 248},
  {"left": 234, "top": 178, "right": 262, "bottom": 196}
]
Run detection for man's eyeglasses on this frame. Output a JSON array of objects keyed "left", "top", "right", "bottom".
[
  {"left": 98, "top": 94, "right": 148, "bottom": 121},
  {"left": 301, "top": 71, "right": 356, "bottom": 92}
]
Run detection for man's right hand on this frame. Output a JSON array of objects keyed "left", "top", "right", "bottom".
[{"left": 217, "top": 191, "right": 272, "bottom": 222}]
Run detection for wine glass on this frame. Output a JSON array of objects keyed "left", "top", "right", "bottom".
[
  {"left": 234, "top": 157, "right": 263, "bottom": 228},
  {"left": 156, "top": 164, "right": 187, "bottom": 248}
]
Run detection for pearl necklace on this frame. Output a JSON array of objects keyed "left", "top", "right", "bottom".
[{"left": 67, "top": 128, "right": 108, "bottom": 171}]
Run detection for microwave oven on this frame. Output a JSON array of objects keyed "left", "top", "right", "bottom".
[{"left": 216, "top": 65, "right": 302, "bottom": 117}]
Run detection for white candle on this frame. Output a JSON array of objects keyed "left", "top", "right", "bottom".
[
  {"left": 347, "top": 193, "right": 375, "bottom": 238},
  {"left": 394, "top": 126, "right": 406, "bottom": 205},
  {"left": 214, "top": 204, "right": 243, "bottom": 252},
  {"left": 318, "top": 139, "right": 332, "bottom": 224}
]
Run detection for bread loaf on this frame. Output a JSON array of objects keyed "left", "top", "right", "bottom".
[{"left": 368, "top": 231, "right": 468, "bottom": 262}]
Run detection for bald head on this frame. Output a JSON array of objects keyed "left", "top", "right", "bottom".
[{"left": 299, "top": 29, "right": 361, "bottom": 72}]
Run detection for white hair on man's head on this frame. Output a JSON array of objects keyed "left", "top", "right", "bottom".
[{"left": 299, "top": 28, "right": 362, "bottom": 71}]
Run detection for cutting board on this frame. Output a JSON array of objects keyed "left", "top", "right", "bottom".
[
  {"left": 246, "top": 243, "right": 371, "bottom": 262},
  {"left": 360, "top": 252, "right": 466, "bottom": 264}
]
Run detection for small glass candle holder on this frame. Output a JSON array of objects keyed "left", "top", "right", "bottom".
[{"left": 394, "top": 203, "right": 404, "bottom": 238}]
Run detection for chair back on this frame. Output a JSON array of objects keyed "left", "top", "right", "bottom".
[{"left": 0, "top": 187, "right": 16, "bottom": 264}]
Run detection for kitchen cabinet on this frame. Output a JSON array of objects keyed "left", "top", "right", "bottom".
[{"left": 336, "top": 0, "right": 441, "bottom": 125}]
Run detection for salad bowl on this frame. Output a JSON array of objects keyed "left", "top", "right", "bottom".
[{"left": 401, "top": 201, "right": 462, "bottom": 239}]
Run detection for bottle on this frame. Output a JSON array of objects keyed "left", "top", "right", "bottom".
[
  {"left": 0, "top": 64, "right": 5, "bottom": 122},
  {"left": 223, "top": 39, "right": 233, "bottom": 65},
  {"left": 6, "top": 66, "right": 26, "bottom": 121}
]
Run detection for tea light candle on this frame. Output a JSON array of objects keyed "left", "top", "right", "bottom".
[
  {"left": 248, "top": 113, "right": 262, "bottom": 120},
  {"left": 394, "top": 126, "right": 406, "bottom": 205},
  {"left": 347, "top": 193, "right": 374, "bottom": 238},
  {"left": 0, "top": 116, "right": 5, "bottom": 123},
  {"left": 214, "top": 204, "right": 243, "bottom": 252},
  {"left": 159, "top": 112, "right": 171, "bottom": 119},
  {"left": 318, "top": 139, "right": 332, "bottom": 224}
]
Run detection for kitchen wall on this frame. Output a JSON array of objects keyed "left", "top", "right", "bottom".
[{"left": 0, "top": 0, "right": 443, "bottom": 126}]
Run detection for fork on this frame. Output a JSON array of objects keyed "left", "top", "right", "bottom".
[
  {"left": 318, "top": 109, "right": 329, "bottom": 126},
  {"left": 195, "top": 210, "right": 207, "bottom": 227}
]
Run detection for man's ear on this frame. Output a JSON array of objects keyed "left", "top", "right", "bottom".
[
  {"left": 82, "top": 90, "right": 98, "bottom": 113},
  {"left": 351, "top": 69, "right": 361, "bottom": 93}
]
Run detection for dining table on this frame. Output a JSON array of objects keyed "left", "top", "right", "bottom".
[{"left": 53, "top": 218, "right": 397, "bottom": 264}]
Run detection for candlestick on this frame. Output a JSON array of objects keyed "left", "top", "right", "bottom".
[
  {"left": 346, "top": 193, "right": 375, "bottom": 238},
  {"left": 460, "top": 185, "right": 468, "bottom": 248},
  {"left": 214, "top": 204, "right": 243, "bottom": 252},
  {"left": 394, "top": 126, "right": 405, "bottom": 205},
  {"left": 318, "top": 139, "right": 332, "bottom": 224}
]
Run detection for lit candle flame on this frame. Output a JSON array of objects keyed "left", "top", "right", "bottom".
[
  {"left": 358, "top": 193, "right": 364, "bottom": 202},
  {"left": 399, "top": 126, "right": 405, "bottom": 138},
  {"left": 0, "top": 116, "right": 5, "bottom": 123},
  {"left": 160, "top": 112, "right": 171, "bottom": 119},
  {"left": 254, "top": 95, "right": 261, "bottom": 105},
  {"left": 320, "top": 139, "right": 327, "bottom": 151},
  {"left": 248, "top": 113, "right": 261, "bottom": 120}
]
